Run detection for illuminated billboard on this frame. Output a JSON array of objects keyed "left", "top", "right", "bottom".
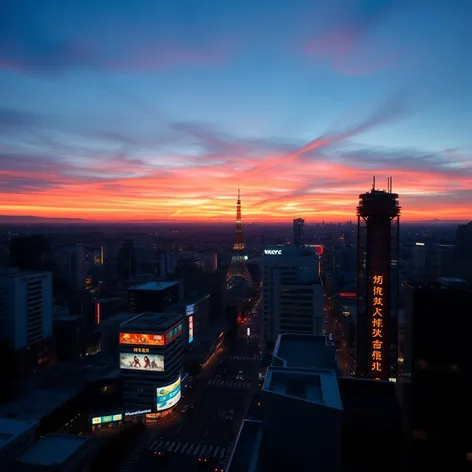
[
  {"left": 370, "top": 274, "right": 386, "bottom": 380},
  {"left": 119, "top": 332, "right": 164, "bottom": 346},
  {"left": 120, "top": 352, "right": 164, "bottom": 372},
  {"left": 188, "top": 315, "right": 194, "bottom": 343},
  {"left": 186, "top": 304, "right": 195, "bottom": 316},
  {"left": 91, "top": 414, "right": 122, "bottom": 425},
  {"left": 165, "top": 324, "right": 183, "bottom": 344},
  {"left": 156, "top": 376, "right": 181, "bottom": 411}
]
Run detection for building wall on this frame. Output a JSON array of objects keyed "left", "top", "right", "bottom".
[
  {"left": 262, "top": 251, "right": 323, "bottom": 345},
  {"left": 121, "top": 326, "right": 184, "bottom": 411},
  {"left": 260, "top": 390, "right": 341, "bottom": 471},
  {"left": 0, "top": 271, "right": 52, "bottom": 352}
]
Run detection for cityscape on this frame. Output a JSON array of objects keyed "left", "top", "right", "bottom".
[{"left": 1, "top": 1, "right": 471, "bottom": 471}]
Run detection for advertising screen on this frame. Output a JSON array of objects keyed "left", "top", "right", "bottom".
[
  {"left": 188, "top": 315, "right": 194, "bottom": 343},
  {"left": 120, "top": 352, "right": 164, "bottom": 371},
  {"left": 91, "top": 414, "right": 122, "bottom": 425},
  {"left": 156, "top": 376, "right": 181, "bottom": 412},
  {"left": 186, "top": 304, "right": 195, "bottom": 316},
  {"left": 165, "top": 324, "right": 183, "bottom": 344},
  {"left": 119, "top": 332, "right": 165, "bottom": 346}
]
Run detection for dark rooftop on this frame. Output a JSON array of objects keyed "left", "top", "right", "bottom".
[
  {"left": 227, "top": 420, "right": 262, "bottom": 472},
  {"left": 273, "top": 333, "right": 336, "bottom": 370},
  {"left": 120, "top": 312, "right": 182, "bottom": 331}
]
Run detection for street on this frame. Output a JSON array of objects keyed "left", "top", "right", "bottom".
[{"left": 116, "top": 311, "right": 261, "bottom": 472}]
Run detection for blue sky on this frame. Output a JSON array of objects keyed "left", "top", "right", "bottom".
[{"left": 0, "top": 0, "right": 471, "bottom": 221}]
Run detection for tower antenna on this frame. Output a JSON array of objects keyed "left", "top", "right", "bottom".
[{"left": 372, "top": 176, "right": 376, "bottom": 190}]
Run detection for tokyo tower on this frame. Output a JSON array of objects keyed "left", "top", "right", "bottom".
[{"left": 226, "top": 188, "right": 252, "bottom": 288}]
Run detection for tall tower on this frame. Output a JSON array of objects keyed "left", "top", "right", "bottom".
[
  {"left": 293, "top": 218, "right": 305, "bottom": 247},
  {"left": 356, "top": 176, "right": 400, "bottom": 381},
  {"left": 226, "top": 188, "right": 252, "bottom": 288}
]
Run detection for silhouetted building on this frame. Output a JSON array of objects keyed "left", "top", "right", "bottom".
[
  {"left": 9, "top": 235, "right": 52, "bottom": 271},
  {"left": 128, "top": 281, "right": 182, "bottom": 313},
  {"left": 0, "top": 268, "right": 53, "bottom": 375},
  {"left": 398, "top": 280, "right": 472, "bottom": 468},
  {"left": 117, "top": 239, "right": 136, "bottom": 280},
  {"left": 455, "top": 221, "right": 472, "bottom": 283},
  {"left": 293, "top": 218, "right": 304, "bottom": 247},
  {"left": 356, "top": 178, "right": 400, "bottom": 381}
]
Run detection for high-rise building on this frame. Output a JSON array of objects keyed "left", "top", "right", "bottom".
[
  {"left": 9, "top": 235, "right": 53, "bottom": 271},
  {"left": 398, "top": 279, "right": 472, "bottom": 468},
  {"left": 356, "top": 177, "right": 400, "bottom": 381},
  {"left": 261, "top": 246, "right": 323, "bottom": 346},
  {"left": 118, "top": 239, "right": 136, "bottom": 280},
  {"left": 455, "top": 221, "right": 472, "bottom": 283},
  {"left": 56, "top": 245, "right": 85, "bottom": 290},
  {"left": 293, "top": 218, "right": 305, "bottom": 247},
  {"left": 0, "top": 268, "right": 53, "bottom": 373},
  {"left": 128, "top": 281, "right": 182, "bottom": 313},
  {"left": 119, "top": 313, "right": 184, "bottom": 414}
]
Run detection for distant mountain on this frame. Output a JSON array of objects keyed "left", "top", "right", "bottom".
[{"left": 0, "top": 215, "right": 86, "bottom": 224}]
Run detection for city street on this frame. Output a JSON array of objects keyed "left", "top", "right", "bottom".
[{"left": 116, "top": 310, "right": 261, "bottom": 472}]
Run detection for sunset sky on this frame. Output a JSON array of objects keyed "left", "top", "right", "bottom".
[{"left": 0, "top": 0, "right": 471, "bottom": 223}]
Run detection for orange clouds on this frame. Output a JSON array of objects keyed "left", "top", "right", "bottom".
[{"left": 1, "top": 154, "right": 471, "bottom": 222}]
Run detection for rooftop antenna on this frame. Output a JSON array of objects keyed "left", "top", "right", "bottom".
[
  {"left": 372, "top": 176, "right": 376, "bottom": 191},
  {"left": 238, "top": 185, "right": 240, "bottom": 200}
]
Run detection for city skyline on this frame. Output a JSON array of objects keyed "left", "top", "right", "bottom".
[{"left": 1, "top": 0, "right": 471, "bottom": 222}]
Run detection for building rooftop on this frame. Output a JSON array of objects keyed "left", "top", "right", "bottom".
[
  {"left": 18, "top": 434, "right": 88, "bottom": 466},
  {"left": 227, "top": 420, "right": 262, "bottom": 472},
  {"left": 263, "top": 367, "right": 342, "bottom": 410},
  {"left": 273, "top": 334, "right": 337, "bottom": 370},
  {"left": 100, "top": 311, "right": 136, "bottom": 326},
  {"left": 129, "top": 281, "right": 178, "bottom": 291},
  {"left": 0, "top": 388, "right": 80, "bottom": 421},
  {"left": 120, "top": 312, "right": 182, "bottom": 331},
  {"left": 0, "top": 418, "right": 38, "bottom": 448}
]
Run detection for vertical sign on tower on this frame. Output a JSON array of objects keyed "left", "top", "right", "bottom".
[
  {"left": 96, "top": 302, "right": 101, "bottom": 326},
  {"left": 371, "top": 274, "right": 385, "bottom": 379}
]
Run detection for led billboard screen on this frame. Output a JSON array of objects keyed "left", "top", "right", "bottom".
[
  {"left": 119, "top": 332, "right": 165, "bottom": 346},
  {"left": 120, "top": 352, "right": 164, "bottom": 371},
  {"left": 186, "top": 304, "right": 195, "bottom": 316},
  {"left": 188, "top": 315, "right": 194, "bottom": 343},
  {"left": 156, "top": 376, "right": 181, "bottom": 411},
  {"left": 165, "top": 324, "right": 183, "bottom": 344},
  {"left": 91, "top": 414, "right": 122, "bottom": 425}
]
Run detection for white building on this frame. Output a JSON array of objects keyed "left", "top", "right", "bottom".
[
  {"left": 261, "top": 246, "right": 324, "bottom": 345},
  {"left": 0, "top": 269, "right": 53, "bottom": 351}
]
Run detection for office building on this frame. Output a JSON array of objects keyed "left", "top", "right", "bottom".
[
  {"left": 228, "top": 334, "right": 402, "bottom": 472},
  {"left": 56, "top": 246, "right": 85, "bottom": 290},
  {"left": 228, "top": 333, "right": 342, "bottom": 472},
  {"left": 0, "top": 269, "right": 53, "bottom": 373},
  {"left": 356, "top": 177, "right": 400, "bottom": 381},
  {"left": 455, "top": 221, "right": 472, "bottom": 283},
  {"left": 9, "top": 235, "right": 53, "bottom": 271},
  {"left": 118, "top": 239, "right": 136, "bottom": 280},
  {"left": 398, "top": 280, "right": 472, "bottom": 468},
  {"left": 128, "top": 280, "right": 182, "bottom": 313},
  {"left": 120, "top": 312, "right": 184, "bottom": 414},
  {"left": 261, "top": 245, "right": 323, "bottom": 346},
  {"left": 293, "top": 218, "right": 304, "bottom": 247}
]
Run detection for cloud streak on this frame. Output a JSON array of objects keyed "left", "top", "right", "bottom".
[{"left": 0, "top": 98, "right": 470, "bottom": 222}]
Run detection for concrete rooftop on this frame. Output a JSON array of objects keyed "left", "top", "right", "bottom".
[
  {"left": 18, "top": 434, "right": 88, "bottom": 466},
  {"left": 273, "top": 333, "right": 336, "bottom": 370}
]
